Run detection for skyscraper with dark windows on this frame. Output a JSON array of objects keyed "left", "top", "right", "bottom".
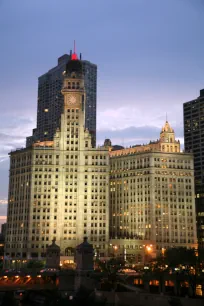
[
  {"left": 26, "top": 53, "right": 97, "bottom": 147},
  {"left": 183, "top": 89, "right": 204, "bottom": 249}
]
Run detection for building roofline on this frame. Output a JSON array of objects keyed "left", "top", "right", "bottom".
[{"left": 109, "top": 150, "right": 194, "bottom": 158}]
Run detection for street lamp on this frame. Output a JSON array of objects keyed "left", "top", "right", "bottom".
[
  {"left": 143, "top": 245, "right": 152, "bottom": 265},
  {"left": 113, "top": 245, "right": 118, "bottom": 258}
]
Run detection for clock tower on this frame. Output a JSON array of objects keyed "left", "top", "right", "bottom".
[
  {"left": 62, "top": 51, "right": 85, "bottom": 111},
  {"left": 52, "top": 50, "right": 110, "bottom": 256}
]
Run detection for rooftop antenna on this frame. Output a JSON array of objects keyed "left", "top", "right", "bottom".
[
  {"left": 74, "top": 40, "right": 76, "bottom": 54},
  {"left": 166, "top": 112, "right": 168, "bottom": 122},
  {"left": 71, "top": 40, "right": 78, "bottom": 60}
]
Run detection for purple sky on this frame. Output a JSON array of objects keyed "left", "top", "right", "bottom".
[{"left": 0, "top": 0, "right": 204, "bottom": 216}]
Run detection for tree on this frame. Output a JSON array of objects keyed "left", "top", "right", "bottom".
[
  {"left": 96, "top": 258, "right": 125, "bottom": 291},
  {"left": 163, "top": 248, "right": 197, "bottom": 297},
  {"left": 164, "top": 247, "right": 196, "bottom": 267},
  {"left": 154, "top": 254, "right": 165, "bottom": 270},
  {"left": 96, "top": 258, "right": 125, "bottom": 274},
  {"left": 27, "top": 260, "right": 45, "bottom": 269}
]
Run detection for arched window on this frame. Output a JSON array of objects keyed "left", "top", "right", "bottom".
[{"left": 65, "top": 247, "right": 75, "bottom": 256}]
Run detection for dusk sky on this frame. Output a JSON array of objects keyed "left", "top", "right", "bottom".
[{"left": 0, "top": 0, "right": 204, "bottom": 220}]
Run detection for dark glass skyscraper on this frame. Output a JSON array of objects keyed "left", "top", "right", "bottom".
[
  {"left": 183, "top": 89, "right": 204, "bottom": 248},
  {"left": 26, "top": 53, "right": 97, "bottom": 147}
]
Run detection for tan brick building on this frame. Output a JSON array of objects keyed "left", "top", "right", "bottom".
[
  {"left": 109, "top": 121, "right": 197, "bottom": 255},
  {"left": 5, "top": 54, "right": 109, "bottom": 264}
]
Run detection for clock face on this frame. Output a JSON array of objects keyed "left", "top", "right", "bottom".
[{"left": 68, "top": 95, "right": 77, "bottom": 105}]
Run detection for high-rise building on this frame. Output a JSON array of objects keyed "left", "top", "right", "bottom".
[
  {"left": 184, "top": 89, "right": 204, "bottom": 249},
  {"left": 26, "top": 53, "right": 97, "bottom": 147},
  {"left": 109, "top": 121, "right": 197, "bottom": 256},
  {"left": 1, "top": 223, "right": 7, "bottom": 238},
  {"left": 5, "top": 52, "right": 109, "bottom": 265}
]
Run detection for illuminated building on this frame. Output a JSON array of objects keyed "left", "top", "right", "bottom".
[
  {"left": 5, "top": 51, "right": 109, "bottom": 264},
  {"left": 109, "top": 121, "right": 197, "bottom": 254},
  {"left": 184, "top": 89, "right": 204, "bottom": 249},
  {"left": 26, "top": 50, "right": 97, "bottom": 147}
]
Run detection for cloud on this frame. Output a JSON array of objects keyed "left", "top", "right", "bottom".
[
  {"left": 97, "top": 125, "right": 160, "bottom": 145},
  {"left": 0, "top": 204, "right": 7, "bottom": 216},
  {"left": 0, "top": 115, "right": 35, "bottom": 162},
  {"left": 0, "top": 104, "right": 183, "bottom": 158},
  {"left": 0, "top": 114, "right": 35, "bottom": 200},
  {"left": 97, "top": 105, "right": 184, "bottom": 147},
  {"left": 0, "top": 216, "right": 6, "bottom": 220},
  {"left": 97, "top": 105, "right": 183, "bottom": 130},
  {"left": 0, "top": 199, "right": 7, "bottom": 217},
  {"left": 97, "top": 125, "right": 184, "bottom": 148}
]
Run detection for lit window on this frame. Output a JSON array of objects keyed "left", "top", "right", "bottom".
[{"left": 44, "top": 109, "right": 49, "bottom": 112}]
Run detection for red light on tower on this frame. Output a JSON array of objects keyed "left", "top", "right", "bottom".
[{"left": 71, "top": 40, "right": 78, "bottom": 60}]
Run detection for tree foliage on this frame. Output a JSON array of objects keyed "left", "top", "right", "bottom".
[
  {"left": 27, "top": 260, "right": 45, "bottom": 269},
  {"left": 154, "top": 247, "right": 197, "bottom": 269},
  {"left": 163, "top": 247, "right": 196, "bottom": 267},
  {"left": 96, "top": 258, "right": 125, "bottom": 274}
]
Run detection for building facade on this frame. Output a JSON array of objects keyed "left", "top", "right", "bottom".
[
  {"left": 5, "top": 53, "right": 109, "bottom": 264},
  {"left": 26, "top": 53, "right": 97, "bottom": 147},
  {"left": 184, "top": 89, "right": 204, "bottom": 249},
  {"left": 1, "top": 223, "right": 7, "bottom": 238},
  {"left": 109, "top": 121, "right": 197, "bottom": 255}
]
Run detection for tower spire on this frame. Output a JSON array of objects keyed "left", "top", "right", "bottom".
[{"left": 71, "top": 40, "right": 78, "bottom": 61}]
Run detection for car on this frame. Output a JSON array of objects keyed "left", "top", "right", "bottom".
[
  {"left": 6, "top": 269, "right": 21, "bottom": 275},
  {"left": 40, "top": 268, "right": 59, "bottom": 273}
]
